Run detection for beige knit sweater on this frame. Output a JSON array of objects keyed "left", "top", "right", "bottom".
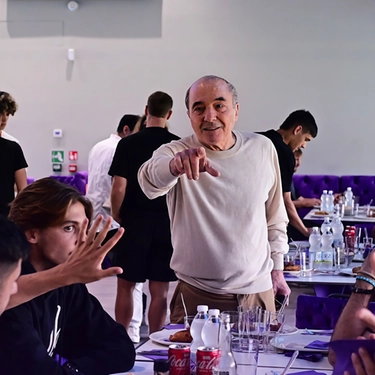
[{"left": 138, "top": 131, "right": 289, "bottom": 295}]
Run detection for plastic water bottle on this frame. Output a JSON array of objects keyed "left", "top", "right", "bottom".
[
  {"left": 327, "top": 190, "right": 335, "bottom": 213},
  {"left": 320, "top": 190, "right": 328, "bottom": 212},
  {"left": 309, "top": 227, "right": 321, "bottom": 251},
  {"left": 201, "top": 309, "right": 220, "bottom": 347},
  {"left": 309, "top": 227, "right": 321, "bottom": 270},
  {"left": 344, "top": 187, "right": 354, "bottom": 207},
  {"left": 331, "top": 215, "right": 344, "bottom": 247},
  {"left": 321, "top": 217, "right": 331, "bottom": 234},
  {"left": 316, "top": 230, "right": 334, "bottom": 270},
  {"left": 190, "top": 305, "right": 209, "bottom": 361}
]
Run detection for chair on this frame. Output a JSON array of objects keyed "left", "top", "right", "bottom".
[{"left": 295, "top": 294, "right": 375, "bottom": 329}]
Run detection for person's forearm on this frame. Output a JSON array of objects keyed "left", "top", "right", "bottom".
[
  {"left": 284, "top": 199, "right": 309, "bottom": 237},
  {"left": 110, "top": 177, "right": 126, "bottom": 224},
  {"left": 7, "top": 265, "right": 69, "bottom": 309},
  {"left": 292, "top": 198, "right": 305, "bottom": 209},
  {"left": 328, "top": 281, "right": 372, "bottom": 365}
]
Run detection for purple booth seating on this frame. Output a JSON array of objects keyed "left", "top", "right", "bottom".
[
  {"left": 295, "top": 294, "right": 375, "bottom": 330},
  {"left": 293, "top": 175, "right": 340, "bottom": 219},
  {"left": 27, "top": 177, "right": 35, "bottom": 185},
  {"left": 49, "top": 172, "right": 88, "bottom": 195},
  {"left": 340, "top": 176, "right": 375, "bottom": 206}
]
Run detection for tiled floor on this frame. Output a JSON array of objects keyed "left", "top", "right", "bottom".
[{"left": 87, "top": 277, "right": 315, "bottom": 341}]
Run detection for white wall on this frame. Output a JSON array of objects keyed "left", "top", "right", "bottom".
[{"left": 1, "top": 0, "right": 374, "bottom": 178}]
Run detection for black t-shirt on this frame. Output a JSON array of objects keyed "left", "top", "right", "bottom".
[
  {"left": 109, "top": 127, "right": 180, "bottom": 220},
  {"left": 0, "top": 137, "right": 28, "bottom": 215},
  {"left": 258, "top": 129, "right": 295, "bottom": 193}
]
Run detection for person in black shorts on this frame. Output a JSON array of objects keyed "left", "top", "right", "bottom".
[
  {"left": 0, "top": 91, "right": 28, "bottom": 216},
  {"left": 109, "top": 91, "right": 179, "bottom": 334},
  {"left": 258, "top": 110, "right": 318, "bottom": 238}
]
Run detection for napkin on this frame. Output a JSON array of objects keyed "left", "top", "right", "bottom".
[
  {"left": 330, "top": 339, "right": 375, "bottom": 375},
  {"left": 284, "top": 350, "right": 324, "bottom": 362},
  {"left": 304, "top": 340, "right": 330, "bottom": 350},
  {"left": 163, "top": 324, "right": 185, "bottom": 330},
  {"left": 138, "top": 349, "right": 169, "bottom": 360},
  {"left": 286, "top": 372, "right": 326, "bottom": 375}
]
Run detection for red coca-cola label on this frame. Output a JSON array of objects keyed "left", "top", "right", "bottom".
[
  {"left": 196, "top": 347, "right": 220, "bottom": 375},
  {"left": 169, "top": 345, "right": 191, "bottom": 375}
]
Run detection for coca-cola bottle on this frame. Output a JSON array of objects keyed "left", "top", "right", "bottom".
[{"left": 212, "top": 313, "right": 237, "bottom": 375}]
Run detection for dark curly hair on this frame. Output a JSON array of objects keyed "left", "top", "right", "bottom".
[{"left": 0, "top": 91, "right": 18, "bottom": 116}]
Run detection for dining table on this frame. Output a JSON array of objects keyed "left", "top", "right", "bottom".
[
  {"left": 112, "top": 327, "right": 334, "bottom": 375},
  {"left": 304, "top": 207, "right": 375, "bottom": 223}
]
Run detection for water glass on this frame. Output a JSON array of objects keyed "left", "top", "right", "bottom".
[
  {"left": 232, "top": 338, "right": 259, "bottom": 375},
  {"left": 264, "top": 312, "right": 285, "bottom": 353}
]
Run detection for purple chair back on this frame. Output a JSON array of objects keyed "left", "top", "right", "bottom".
[
  {"left": 295, "top": 294, "right": 375, "bottom": 329},
  {"left": 27, "top": 177, "right": 35, "bottom": 185}
]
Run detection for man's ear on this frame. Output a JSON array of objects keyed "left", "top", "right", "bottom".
[
  {"left": 166, "top": 110, "right": 172, "bottom": 120},
  {"left": 145, "top": 106, "right": 149, "bottom": 116},
  {"left": 122, "top": 125, "right": 131, "bottom": 136},
  {"left": 293, "top": 125, "right": 303, "bottom": 135},
  {"left": 25, "top": 229, "right": 39, "bottom": 244}
]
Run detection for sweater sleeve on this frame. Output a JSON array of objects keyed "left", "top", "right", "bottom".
[
  {"left": 138, "top": 143, "right": 180, "bottom": 199},
  {"left": 0, "top": 305, "right": 74, "bottom": 375},
  {"left": 60, "top": 284, "right": 135, "bottom": 375},
  {"left": 265, "top": 145, "right": 289, "bottom": 270}
]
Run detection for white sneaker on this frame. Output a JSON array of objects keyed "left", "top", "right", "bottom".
[{"left": 127, "top": 326, "right": 140, "bottom": 344}]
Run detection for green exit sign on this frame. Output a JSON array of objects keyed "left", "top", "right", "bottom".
[{"left": 51, "top": 150, "right": 64, "bottom": 163}]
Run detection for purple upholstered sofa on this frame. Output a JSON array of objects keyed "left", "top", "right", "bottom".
[
  {"left": 293, "top": 174, "right": 375, "bottom": 236},
  {"left": 295, "top": 294, "right": 375, "bottom": 329},
  {"left": 49, "top": 171, "right": 88, "bottom": 195}
]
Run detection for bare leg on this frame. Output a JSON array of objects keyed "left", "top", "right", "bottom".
[
  {"left": 115, "top": 278, "right": 136, "bottom": 329},
  {"left": 148, "top": 280, "right": 169, "bottom": 334}
]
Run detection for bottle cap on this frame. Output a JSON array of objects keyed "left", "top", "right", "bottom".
[
  {"left": 312, "top": 226, "right": 319, "bottom": 231},
  {"left": 197, "top": 305, "right": 208, "bottom": 312},
  {"left": 208, "top": 309, "right": 220, "bottom": 316},
  {"left": 323, "top": 190, "right": 328, "bottom": 193},
  {"left": 154, "top": 359, "right": 170, "bottom": 372}
]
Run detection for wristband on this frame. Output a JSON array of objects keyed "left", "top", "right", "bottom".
[
  {"left": 356, "top": 275, "right": 375, "bottom": 288},
  {"left": 357, "top": 270, "right": 375, "bottom": 281}
]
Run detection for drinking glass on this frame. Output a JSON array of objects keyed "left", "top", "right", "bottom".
[
  {"left": 232, "top": 338, "right": 259, "bottom": 375},
  {"left": 257, "top": 309, "right": 271, "bottom": 351},
  {"left": 264, "top": 312, "right": 285, "bottom": 353}
]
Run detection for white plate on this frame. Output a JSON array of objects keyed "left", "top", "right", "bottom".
[
  {"left": 280, "top": 324, "right": 298, "bottom": 335},
  {"left": 149, "top": 329, "right": 191, "bottom": 346},
  {"left": 283, "top": 270, "right": 301, "bottom": 276},
  {"left": 271, "top": 331, "right": 330, "bottom": 352}
]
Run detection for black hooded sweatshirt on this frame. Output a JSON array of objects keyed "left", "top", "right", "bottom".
[{"left": 0, "top": 262, "right": 135, "bottom": 374}]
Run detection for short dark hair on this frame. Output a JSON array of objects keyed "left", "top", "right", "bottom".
[
  {"left": 0, "top": 216, "right": 29, "bottom": 268},
  {"left": 117, "top": 114, "right": 140, "bottom": 134},
  {"left": 9, "top": 178, "right": 93, "bottom": 231},
  {"left": 147, "top": 91, "right": 173, "bottom": 118},
  {"left": 280, "top": 110, "right": 318, "bottom": 138},
  {"left": 0, "top": 91, "right": 18, "bottom": 116},
  {"left": 185, "top": 75, "right": 238, "bottom": 110}
]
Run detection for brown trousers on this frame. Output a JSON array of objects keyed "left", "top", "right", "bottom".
[{"left": 169, "top": 280, "right": 275, "bottom": 323}]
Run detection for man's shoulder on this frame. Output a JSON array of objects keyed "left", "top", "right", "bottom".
[{"left": 236, "top": 130, "right": 274, "bottom": 148}]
